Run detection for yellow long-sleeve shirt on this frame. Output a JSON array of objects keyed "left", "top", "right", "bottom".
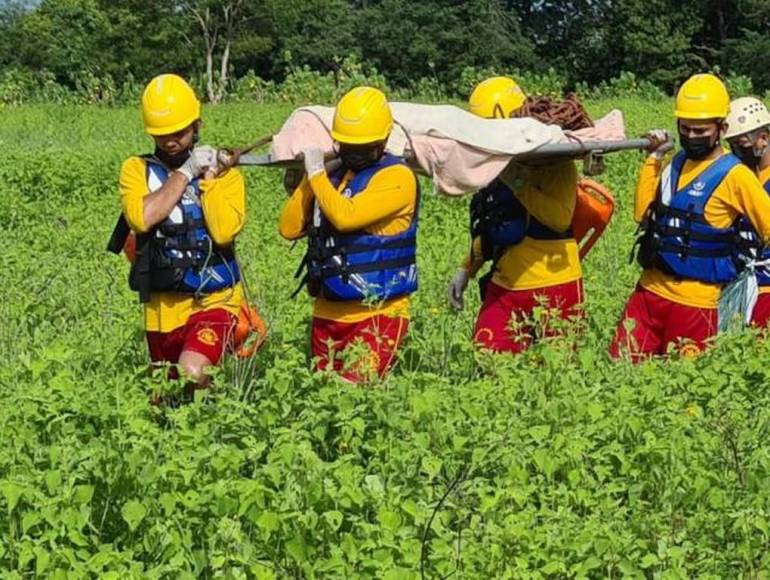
[
  {"left": 279, "top": 163, "right": 417, "bottom": 323},
  {"left": 635, "top": 155, "right": 770, "bottom": 308},
  {"left": 759, "top": 165, "right": 770, "bottom": 192},
  {"left": 461, "top": 160, "right": 582, "bottom": 291},
  {"left": 119, "top": 156, "right": 246, "bottom": 332}
]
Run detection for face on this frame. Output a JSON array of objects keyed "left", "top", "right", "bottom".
[
  {"left": 336, "top": 142, "right": 385, "bottom": 171},
  {"left": 728, "top": 133, "right": 755, "bottom": 150},
  {"left": 152, "top": 122, "right": 199, "bottom": 155},
  {"left": 755, "top": 130, "right": 770, "bottom": 153},
  {"left": 678, "top": 118, "right": 722, "bottom": 140},
  {"left": 727, "top": 129, "right": 770, "bottom": 168}
]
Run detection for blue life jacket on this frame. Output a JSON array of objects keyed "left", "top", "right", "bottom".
[
  {"left": 736, "top": 179, "right": 770, "bottom": 286},
  {"left": 469, "top": 178, "right": 572, "bottom": 260},
  {"left": 296, "top": 154, "right": 418, "bottom": 302},
  {"left": 637, "top": 152, "right": 742, "bottom": 284},
  {"left": 128, "top": 157, "right": 240, "bottom": 302}
]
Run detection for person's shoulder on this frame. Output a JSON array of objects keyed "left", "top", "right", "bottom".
[
  {"left": 377, "top": 161, "right": 417, "bottom": 187},
  {"left": 211, "top": 166, "right": 245, "bottom": 186},
  {"left": 120, "top": 155, "right": 148, "bottom": 175},
  {"left": 726, "top": 159, "right": 761, "bottom": 185}
]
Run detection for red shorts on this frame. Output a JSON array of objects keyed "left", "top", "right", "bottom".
[
  {"left": 751, "top": 293, "right": 770, "bottom": 328},
  {"left": 146, "top": 309, "right": 237, "bottom": 365},
  {"left": 609, "top": 285, "right": 717, "bottom": 362},
  {"left": 473, "top": 279, "right": 584, "bottom": 354},
  {"left": 311, "top": 315, "right": 409, "bottom": 383}
]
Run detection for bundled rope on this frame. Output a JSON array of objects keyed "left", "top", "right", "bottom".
[{"left": 511, "top": 93, "right": 594, "bottom": 131}]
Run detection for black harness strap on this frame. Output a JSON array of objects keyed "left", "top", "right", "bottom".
[
  {"left": 107, "top": 214, "right": 131, "bottom": 255},
  {"left": 653, "top": 242, "right": 735, "bottom": 258},
  {"left": 650, "top": 202, "right": 711, "bottom": 225},
  {"left": 650, "top": 224, "right": 736, "bottom": 243},
  {"left": 317, "top": 256, "right": 416, "bottom": 278}
]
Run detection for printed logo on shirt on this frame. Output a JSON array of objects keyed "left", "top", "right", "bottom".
[
  {"left": 678, "top": 342, "right": 702, "bottom": 359},
  {"left": 196, "top": 327, "right": 219, "bottom": 347},
  {"left": 688, "top": 181, "right": 707, "bottom": 197}
]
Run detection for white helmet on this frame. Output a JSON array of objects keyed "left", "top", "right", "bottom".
[{"left": 725, "top": 97, "right": 770, "bottom": 140}]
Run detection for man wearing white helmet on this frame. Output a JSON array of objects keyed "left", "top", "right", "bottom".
[{"left": 725, "top": 97, "right": 770, "bottom": 326}]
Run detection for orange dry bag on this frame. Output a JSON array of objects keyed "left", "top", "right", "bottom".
[
  {"left": 233, "top": 303, "right": 268, "bottom": 358},
  {"left": 572, "top": 178, "right": 615, "bottom": 259}
]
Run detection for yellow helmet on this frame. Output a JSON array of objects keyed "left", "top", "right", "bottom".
[
  {"left": 724, "top": 97, "right": 770, "bottom": 140},
  {"left": 468, "top": 76, "right": 526, "bottom": 119},
  {"left": 331, "top": 86, "right": 393, "bottom": 145},
  {"left": 674, "top": 73, "right": 730, "bottom": 120},
  {"left": 141, "top": 74, "right": 201, "bottom": 136}
]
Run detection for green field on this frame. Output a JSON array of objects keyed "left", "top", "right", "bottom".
[{"left": 3, "top": 99, "right": 770, "bottom": 578}]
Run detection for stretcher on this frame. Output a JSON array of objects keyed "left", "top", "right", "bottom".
[
  {"left": 228, "top": 103, "right": 658, "bottom": 194},
  {"left": 225, "top": 104, "right": 663, "bottom": 259},
  {"left": 235, "top": 137, "right": 652, "bottom": 175}
]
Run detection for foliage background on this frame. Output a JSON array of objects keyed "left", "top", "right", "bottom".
[
  {"left": 2, "top": 98, "right": 770, "bottom": 577},
  {"left": 3, "top": 0, "right": 770, "bottom": 576},
  {"left": 1, "top": 0, "right": 770, "bottom": 104}
]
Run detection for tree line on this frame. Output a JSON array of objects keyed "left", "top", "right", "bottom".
[{"left": 0, "top": 0, "right": 768, "bottom": 103}]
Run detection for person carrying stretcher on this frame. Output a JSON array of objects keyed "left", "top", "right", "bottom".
[
  {"left": 279, "top": 86, "right": 419, "bottom": 382},
  {"left": 448, "top": 76, "right": 613, "bottom": 354},
  {"left": 611, "top": 74, "right": 770, "bottom": 360},
  {"left": 108, "top": 74, "right": 252, "bottom": 402}
]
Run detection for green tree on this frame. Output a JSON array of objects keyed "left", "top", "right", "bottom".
[
  {"left": 356, "top": 0, "right": 536, "bottom": 86},
  {"left": 716, "top": 0, "right": 770, "bottom": 92},
  {"left": 611, "top": 0, "right": 705, "bottom": 88},
  {"left": 511, "top": 0, "right": 708, "bottom": 89},
  {"left": 5, "top": 0, "right": 192, "bottom": 87},
  {"left": 510, "top": 0, "right": 616, "bottom": 86},
  {"left": 0, "top": 2, "right": 27, "bottom": 68},
  {"left": 95, "top": 0, "right": 193, "bottom": 83},
  {"left": 264, "top": 0, "right": 358, "bottom": 78},
  {"left": 14, "top": 0, "right": 112, "bottom": 82}
]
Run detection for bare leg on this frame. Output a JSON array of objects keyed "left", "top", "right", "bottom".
[{"left": 178, "top": 349, "right": 215, "bottom": 390}]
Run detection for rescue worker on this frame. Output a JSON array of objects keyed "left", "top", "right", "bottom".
[
  {"left": 447, "top": 76, "right": 584, "bottom": 353},
  {"left": 610, "top": 74, "right": 770, "bottom": 360},
  {"left": 724, "top": 97, "right": 770, "bottom": 327},
  {"left": 279, "top": 86, "right": 419, "bottom": 382},
  {"left": 115, "top": 74, "right": 246, "bottom": 397}
]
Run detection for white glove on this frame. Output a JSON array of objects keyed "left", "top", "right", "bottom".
[
  {"left": 177, "top": 145, "right": 219, "bottom": 181},
  {"left": 448, "top": 268, "right": 470, "bottom": 310},
  {"left": 645, "top": 129, "right": 673, "bottom": 160},
  {"left": 303, "top": 148, "right": 325, "bottom": 178}
]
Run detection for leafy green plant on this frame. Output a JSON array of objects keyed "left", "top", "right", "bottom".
[
  {"left": 577, "top": 71, "right": 667, "bottom": 101},
  {"left": 724, "top": 74, "right": 755, "bottom": 99},
  {"left": 2, "top": 99, "right": 770, "bottom": 577}
]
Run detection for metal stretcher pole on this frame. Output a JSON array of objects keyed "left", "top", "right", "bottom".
[
  {"left": 235, "top": 138, "right": 655, "bottom": 168},
  {"left": 516, "top": 138, "right": 652, "bottom": 159}
]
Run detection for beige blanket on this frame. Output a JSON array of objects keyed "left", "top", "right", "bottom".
[{"left": 270, "top": 103, "right": 626, "bottom": 195}]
